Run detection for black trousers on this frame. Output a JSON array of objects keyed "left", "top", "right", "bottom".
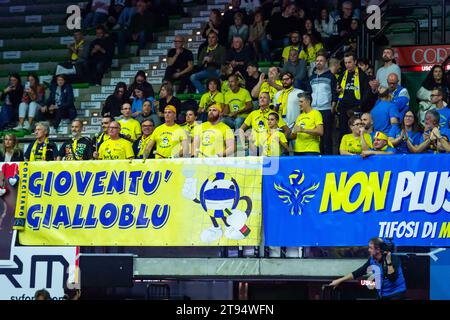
[
  {"left": 164, "top": 65, "right": 194, "bottom": 94},
  {"left": 36, "top": 107, "right": 77, "bottom": 129}
]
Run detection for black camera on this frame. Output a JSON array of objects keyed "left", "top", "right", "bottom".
[{"left": 380, "top": 237, "right": 395, "bottom": 253}]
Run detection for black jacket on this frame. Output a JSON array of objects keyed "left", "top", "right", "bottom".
[{"left": 0, "top": 149, "right": 24, "bottom": 162}]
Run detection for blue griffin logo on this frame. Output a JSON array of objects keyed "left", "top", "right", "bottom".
[{"left": 274, "top": 170, "right": 320, "bottom": 215}]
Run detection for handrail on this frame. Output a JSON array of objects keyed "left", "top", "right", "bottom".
[
  {"left": 388, "top": 5, "right": 433, "bottom": 44},
  {"left": 442, "top": 0, "right": 446, "bottom": 43}
]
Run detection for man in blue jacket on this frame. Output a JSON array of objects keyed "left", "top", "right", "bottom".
[
  {"left": 387, "top": 73, "right": 410, "bottom": 120},
  {"left": 329, "top": 237, "right": 407, "bottom": 300},
  {"left": 310, "top": 52, "right": 338, "bottom": 155}
]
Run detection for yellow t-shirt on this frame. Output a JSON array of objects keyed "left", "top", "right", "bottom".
[
  {"left": 199, "top": 91, "right": 224, "bottom": 111},
  {"left": 224, "top": 88, "right": 252, "bottom": 118},
  {"left": 98, "top": 138, "right": 134, "bottom": 160},
  {"left": 299, "top": 43, "right": 324, "bottom": 64},
  {"left": 294, "top": 109, "right": 323, "bottom": 153},
  {"left": 282, "top": 45, "right": 301, "bottom": 62},
  {"left": 150, "top": 123, "right": 187, "bottom": 159},
  {"left": 340, "top": 133, "right": 372, "bottom": 154},
  {"left": 221, "top": 80, "right": 230, "bottom": 95},
  {"left": 118, "top": 118, "right": 142, "bottom": 142},
  {"left": 244, "top": 108, "right": 287, "bottom": 146},
  {"left": 260, "top": 80, "right": 283, "bottom": 104},
  {"left": 181, "top": 121, "right": 199, "bottom": 154},
  {"left": 194, "top": 121, "right": 234, "bottom": 157},
  {"left": 262, "top": 130, "right": 288, "bottom": 156}
]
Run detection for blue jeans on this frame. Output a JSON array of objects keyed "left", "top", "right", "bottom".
[
  {"left": 83, "top": 12, "right": 108, "bottom": 29},
  {"left": 222, "top": 116, "right": 245, "bottom": 130},
  {"left": 0, "top": 105, "right": 13, "bottom": 129},
  {"left": 190, "top": 69, "right": 220, "bottom": 94}
]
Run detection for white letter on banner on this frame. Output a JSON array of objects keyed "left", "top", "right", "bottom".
[
  {"left": 409, "top": 172, "right": 426, "bottom": 211},
  {"left": 423, "top": 172, "right": 447, "bottom": 214},
  {"left": 66, "top": 5, "right": 81, "bottom": 30},
  {"left": 443, "top": 174, "right": 450, "bottom": 212},
  {"left": 392, "top": 171, "right": 415, "bottom": 212}
]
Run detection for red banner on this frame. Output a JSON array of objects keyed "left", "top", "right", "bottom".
[{"left": 393, "top": 45, "right": 450, "bottom": 68}]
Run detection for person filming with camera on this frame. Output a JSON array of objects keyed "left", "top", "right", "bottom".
[{"left": 329, "top": 237, "right": 407, "bottom": 300}]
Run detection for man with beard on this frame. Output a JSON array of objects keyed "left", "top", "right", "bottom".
[
  {"left": 375, "top": 48, "right": 401, "bottom": 88},
  {"left": 193, "top": 104, "right": 235, "bottom": 158},
  {"left": 281, "top": 31, "right": 302, "bottom": 64},
  {"left": 274, "top": 72, "right": 303, "bottom": 128},
  {"left": 133, "top": 119, "right": 155, "bottom": 159},
  {"left": 143, "top": 105, "right": 189, "bottom": 159},
  {"left": 57, "top": 120, "right": 93, "bottom": 160}
]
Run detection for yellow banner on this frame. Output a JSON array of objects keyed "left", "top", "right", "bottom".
[{"left": 15, "top": 158, "right": 262, "bottom": 246}]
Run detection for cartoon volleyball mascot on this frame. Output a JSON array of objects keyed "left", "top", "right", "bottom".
[{"left": 182, "top": 171, "right": 252, "bottom": 243}]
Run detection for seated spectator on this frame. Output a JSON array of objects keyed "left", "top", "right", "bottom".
[
  {"left": 102, "top": 82, "right": 128, "bottom": 118},
  {"left": 244, "top": 61, "right": 261, "bottom": 96},
  {"left": 219, "top": 63, "right": 234, "bottom": 95},
  {"left": 200, "top": 9, "right": 228, "bottom": 49},
  {"left": 157, "top": 82, "right": 182, "bottom": 122},
  {"left": 133, "top": 119, "right": 155, "bottom": 159},
  {"left": 335, "top": 1, "right": 357, "bottom": 38},
  {"left": 339, "top": 117, "right": 371, "bottom": 155},
  {"left": 96, "top": 121, "right": 134, "bottom": 160},
  {"left": 290, "top": 92, "right": 323, "bottom": 156},
  {"left": 190, "top": 31, "right": 226, "bottom": 94},
  {"left": 24, "top": 123, "right": 58, "bottom": 161},
  {"left": 15, "top": 74, "right": 45, "bottom": 130},
  {"left": 0, "top": 74, "right": 24, "bottom": 130},
  {"left": 407, "top": 109, "right": 443, "bottom": 153},
  {"left": 198, "top": 78, "right": 224, "bottom": 123},
  {"left": 223, "top": 74, "right": 253, "bottom": 129},
  {"left": 222, "top": 0, "right": 248, "bottom": 30},
  {"left": 135, "top": 100, "right": 161, "bottom": 127},
  {"left": 299, "top": 34, "right": 324, "bottom": 66},
  {"left": 281, "top": 31, "right": 302, "bottom": 65},
  {"left": 117, "top": 103, "right": 141, "bottom": 142},
  {"left": 57, "top": 120, "right": 93, "bottom": 160},
  {"left": 58, "top": 30, "right": 87, "bottom": 79},
  {"left": 417, "top": 65, "right": 450, "bottom": 125},
  {"left": 83, "top": 0, "right": 111, "bottom": 30},
  {"left": 251, "top": 66, "right": 282, "bottom": 102},
  {"left": 315, "top": 8, "right": 338, "bottom": 49},
  {"left": 248, "top": 10, "right": 269, "bottom": 60},
  {"left": 106, "top": 0, "right": 125, "bottom": 30},
  {"left": 164, "top": 36, "right": 195, "bottom": 94},
  {"left": 281, "top": 49, "right": 308, "bottom": 90},
  {"left": 432, "top": 126, "right": 450, "bottom": 153},
  {"left": 386, "top": 73, "right": 410, "bottom": 120},
  {"left": 116, "top": 0, "right": 138, "bottom": 30},
  {"left": 370, "top": 86, "right": 400, "bottom": 135},
  {"left": 0, "top": 134, "right": 24, "bottom": 162},
  {"left": 344, "top": 18, "right": 359, "bottom": 53},
  {"left": 304, "top": 18, "right": 322, "bottom": 43},
  {"left": 226, "top": 36, "right": 254, "bottom": 75},
  {"left": 118, "top": 0, "right": 154, "bottom": 56},
  {"left": 126, "top": 70, "right": 155, "bottom": 101},
  {"left": 241, "top": 0, "right": 261, "bottom": 16},
  {"left": 87, "top": 25, "right": 115, "bottom": 85},
  {"left": 388, "top": 111, "right": 423, "bottom": 154},
  {"left": 131, "top": 85, "right": 155, "bottom": 118},
  {"left": 266, "top": 4, "right": 298, "bottom": 52},
  {"left": 361, "top": 131, "right": 395, "bottom": 158},
  {"left": 429, "top": 87, "right": 450, "bottom": 128},
  {"left": 36, "top": 75, "right": 77, "bottom": 133},
  {"left": 228, "top": 12, "right": 249, "bottom": 45}
]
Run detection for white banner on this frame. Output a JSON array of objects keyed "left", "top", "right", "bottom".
[
  {"left": 81, "top": 101, "right": 101, "bottom": 109},
  {"left": 60, "top": 36, "right": 74, "bottom": 45},
  {"left": 42, "top": 26, "right": 60, "bottom": 34},
  {"left": 3, "top": 51, "right": 21, "bottom": 59},
  {"left": 140, "top": 56, "right": 159, "bottom": 63},
  {"left": 25, "top": 15, "right": 42, "bottom": 23},
  {"left": 21, "top": 63, "right": 39, "bottom": 72},
  {"left": 9, "top": 6, "right": 25, "bottom": 13}
]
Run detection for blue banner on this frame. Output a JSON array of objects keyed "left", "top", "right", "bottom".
[{"left": 263, "top": 154, "right": 450, "bottom": 246}]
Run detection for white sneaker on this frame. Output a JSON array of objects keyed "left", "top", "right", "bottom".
[
  {"left": 23, "top": 122, "right": 30, "bottom": 130},
  {"left": 13, "top": 124, "right": 23, "bottom": 130},
  {"left": 200, "top": 226, "right": 223, "bottom": 243}
]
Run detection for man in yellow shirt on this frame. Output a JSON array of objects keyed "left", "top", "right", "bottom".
[
  {"left": 118, "top": 103, "right": 142, "bottom": 142},
  {"left": 281, "top": 31, "right": 301, "bottom": 64},
  {"left": 194, "top": 104, "right": 235, "bottom": 158},
  {"left": 291, "top": 92, "right": 324, "bottom": 155},
  {"left": 96, "top": 121, "right": 134, "bottom": 160},
  {"left": 143, "top": 105, "right": 189, "bottom": 159},
  {"left": 223, "top": 74, "right": 253, "bottom": 129},
  {"left": 238, "top": 92, "right": 290, "bottom": 155},
  {"left": 251, "top": 66, "right": 283, "bottom": 104}
]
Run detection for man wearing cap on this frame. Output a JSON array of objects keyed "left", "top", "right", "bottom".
[
  {"left": 118, "top": 102, "right": 142, "bottom": 142},
  {"left": 96, "top": 121, "right": 134, "bottom": 160},
  {"left": 193, "top": 104, "right": 235, "bottom": 158},
  {"left": 361, "top": 131, "right": 395, "bottom": 158},
  {"left": 143, "top": 105, "right": 189, "bottom": 159},
  {"left": 290, "top": 92, "right": 323, "bottom": 156}
]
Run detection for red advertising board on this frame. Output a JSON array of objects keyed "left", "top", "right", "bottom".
[{"left": 393, "top": 45, "right": 450, "bottom": 72}]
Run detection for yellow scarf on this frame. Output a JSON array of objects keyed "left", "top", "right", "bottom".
[
  {"left": 277, "top": 86, "right": 294, "bottom": 119},
  {"left": 71, "top": 39, "right": 85, "bottom": 61},
  {"left": 30, "top": 138, "right": 48, "bottom": 162},
  {"left": 339, "top": 67, "right": 361, "bottom": 101},
  {"left": 206, "top": 44, "right": 218, "bottom": 53},
  {"left": 137, "top": 135, "right": 152, "bottom": 158}
]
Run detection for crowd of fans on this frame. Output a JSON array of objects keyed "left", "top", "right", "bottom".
[{"left": 1, "top": 0, "right": 450, "bottom": 163}]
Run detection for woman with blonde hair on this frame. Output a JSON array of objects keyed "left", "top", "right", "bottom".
[{"left": 0, "top": 134, "right": 24, "bottom": 162}]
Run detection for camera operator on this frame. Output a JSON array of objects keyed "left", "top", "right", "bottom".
[{"left": 329, "top": 237, "right": 407, "bottom": 300}]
